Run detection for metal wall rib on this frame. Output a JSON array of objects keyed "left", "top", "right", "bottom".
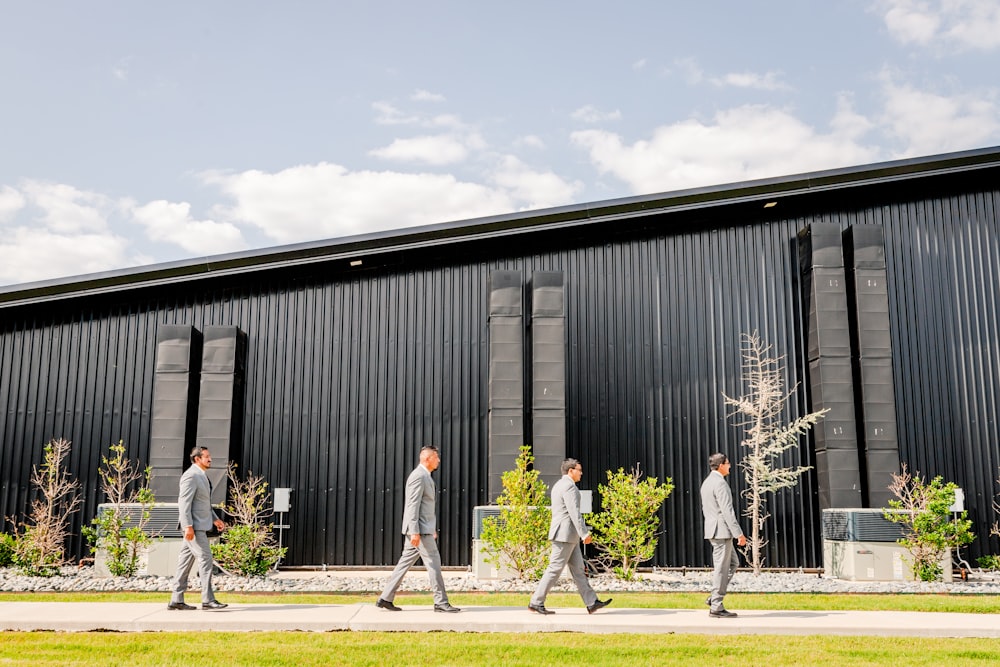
[{"left": 2, "top": 178, "right": 999, "bottom": 567}]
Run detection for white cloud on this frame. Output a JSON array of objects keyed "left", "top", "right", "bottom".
[
  {"left": 571, "top": 104, "right": 879, "bottom": 194},
  {"left": 412, "top": 89, "right": 446, "bottom": 103},
  {"left": 0, "top": 227, "right": 132, "bottom": 285},
  {"left": 515, "top": 135, "right": 546, "bottom": 150},
  {"left": 880, "top": 76, "right": 1000, "bottom": 156},
  {"left": 369, "top": 135, "right": 470, "bottom": 165},
  {"left": 490, "top": 156, "right": 583, "bottom": 210},
  {"left": 671, "top": 57, "right": 704, "bottom": 84},
  {"left": 20, "top": 181, "right": 112, "bottom": 233},
  {"left": 571, "top": 105, "right": 623, "bottom": 123},
  {"left": 712, "top": 71, "right": 792, "bottom": 91},
  {"left": 0, "top": 185, "right": 26, "bottom": 223},
  {"left": 372, "top": 101, "right": 420, "bottom": 126},
  {"left": 201, "top": 162, "right": 518, "bottom": 244},
  {"left": 129, "top": 200, "right": 247, "bottom": 255},
  {"left": 632, "top": 58, "right": 647, "bottom": 71},
  {"left": 879, "top": 0, "right": 1000, "bottom": 49},
  {"left": 112, "top": 56, "right": 132, "bottom": 81},
  {"left": 0, "top": 181, "right": 133, "bottom": 284}
]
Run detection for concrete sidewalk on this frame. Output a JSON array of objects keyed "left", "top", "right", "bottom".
[{"left": 1, "top": 601, "right": 998, "bottom": 637}]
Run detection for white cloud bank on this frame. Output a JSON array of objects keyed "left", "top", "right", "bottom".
[{"left": 879, "top": 0, "right": 1000, "bottom": 50}]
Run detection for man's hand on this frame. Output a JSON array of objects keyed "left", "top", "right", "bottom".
[
  {"left": 410, "top": 534, "right": 421, "bottom": 547},
  {"left": 583, "top": 534, "right": 592, "bottom": 545},
  {"left": 184, "top": 526, "right": 194, "bottom": 541},
  {"left": 213, "top": 519, "right": 225, "bottom": 532},
  {"left": 737, "top": 535, "right": 747, "bottom": 547}
]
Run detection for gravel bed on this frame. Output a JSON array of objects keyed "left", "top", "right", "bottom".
[{"left": 4, "top": 567, "right": 1000, "bottom": 595}]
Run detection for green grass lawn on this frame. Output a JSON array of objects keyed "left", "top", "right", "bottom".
[
  {"left": 1, "top": 631, "right": 999, "bottom": 667},
  {"left": 2, "top": 591, "right": 1000, "bottom": 665}
]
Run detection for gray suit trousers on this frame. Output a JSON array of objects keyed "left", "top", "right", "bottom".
[
  {"left": 530, "top": 540, "right": 597, "bottom": 607},
  {"left": 708, "top": 538, "right": 739, "bottom": 611},
  {"left": 380, "top": 535, "right": 449, "bottom": 605},
  {"left": 171, "top": 531, "right": 216, "bottom": 603}
]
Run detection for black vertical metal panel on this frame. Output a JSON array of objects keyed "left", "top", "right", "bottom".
[{"left": 2, "top": 170, "right": 1000, "bottom": 568}]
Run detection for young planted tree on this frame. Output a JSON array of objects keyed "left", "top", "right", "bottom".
[
  {"left": 589, "top": 465, "right": 673, "bottom": 581},
  {"left": 480, "top": 445, "right": 551, "bottom": 580},
  {"left": 883, "top": 463, "right": 974, "bottom": 582},
  {"left": 210, "top": 464, "right": 286, "bottom": 577},
  {"left": 11, "top": 438, "right": 82, "bottom": 576},
  {"left": 723, "top": 331, "right": 827, "bottom": 575},
  {"left": 83, "top": 441, "right": 156, "bottom": 577}
]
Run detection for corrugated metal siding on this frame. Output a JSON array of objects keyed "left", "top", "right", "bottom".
[{"left": 2, "top": 178, "right": 999, "bottom": 567}]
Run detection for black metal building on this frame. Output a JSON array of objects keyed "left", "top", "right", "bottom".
[{"left": 2, "top": 147, "right": 999, "bottom": 569}]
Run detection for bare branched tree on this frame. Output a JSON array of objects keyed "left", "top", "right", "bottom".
[
  {"left": 722, "top": 331, "right": 827, "bottom": 575},
  {"left": 14, "top": 438, "right": 82, "bottom": 574}
]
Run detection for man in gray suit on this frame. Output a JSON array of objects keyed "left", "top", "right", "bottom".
[
  {"left": 528, "top": 458, "right": 611, "bottom": 615},
  {"left": 168, "top": 446, "right": 227, "bottom": 610},
  {"left": 376, "top": 445, "right": 460, "bottom": 613},
  {"left": 701, "top": 452, "right": 745, "bottom": 618}
]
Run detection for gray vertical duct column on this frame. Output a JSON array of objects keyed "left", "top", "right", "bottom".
[
  {"left": 194, "top": 326, "right": 247, "bottom": 506},
  {"left": 844, "top": 225, "right": 900, "bottom": 508},
  {"left": 530, "top": 271, "right": 567, "bottom": 491},
  {"left": 487, "top": 272, "right": 524, "bottom": 500},
  {"left": 148, "top": 325, "right": 201, "bottom": 502},
  {"left": 799, "top": 224, "right": 864, "bottom": 509}
]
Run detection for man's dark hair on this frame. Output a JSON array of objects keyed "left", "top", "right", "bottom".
[
  {"left": 561, "top": 458, "right": 582, "bottom": 475},
  {"left": 709, "top": 453, "right": 728, "bottom": 470},
  {"left": 190, "top": 446, "right": 210, "bottom": 463}
]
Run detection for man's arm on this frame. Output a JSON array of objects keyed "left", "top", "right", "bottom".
[
  {"left": 178, "top": 473, "right": 196, "bottom": 540},
  {"left": 401, "top": 471, "right": 423, "bottom": 545},
  {"left": 716, "top": 483, "right": 744, "bottom": 541},
  {"left": 564, "top": 485, "right": 590, "bottom": 542}
]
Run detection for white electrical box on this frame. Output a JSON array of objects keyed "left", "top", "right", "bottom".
[{"left": 274, "top": 488, "right": 292, "bottom": 513}]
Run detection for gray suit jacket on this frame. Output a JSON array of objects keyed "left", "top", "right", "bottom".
[
  {"left": 548, "top": 475, "right": 589, "bottom": 542},
  {"left": 178, "top": 464, "right": 219, "bottom": 532},
  {"left": 400, "top": 465, "right": 437, "bottom": 536},
  {"left": 701, "top": 470, "right": 743, "bottom": 539}
]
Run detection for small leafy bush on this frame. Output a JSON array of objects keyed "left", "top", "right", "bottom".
[
  {"left": 884, "top": 464, "right": 974, "bottom": 582},
  {"left": 210, "top": 465, "right": 286, "bottom": 577},
  {"left": 211, "top": 524, "right": 285, "bottom": 577},
  {"left": 589, "top": 465, "right": 674, "bottom": 580},
  {"left": 82, "top": 441, "right": 156, "bottom": 577},
  {"left": 0, "top": 532, "right": 16, "bottom": 567},
  {"left": 977, "top": 555, "right": 1000, "bottom": 571},
  {"left": 480, "top": 445, "right": 551, "bottom": 581}
]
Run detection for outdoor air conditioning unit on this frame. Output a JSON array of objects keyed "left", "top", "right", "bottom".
[
  {"left": 821, "top": 508, "right": 952, "bottom": 581},
  {"left": 94, "top": 503, "right": 196, "bottom": 577}
]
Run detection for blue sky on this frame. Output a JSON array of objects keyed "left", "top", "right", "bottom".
[{"left": 1, "top": 1, "right": 998, "bottom": 286}]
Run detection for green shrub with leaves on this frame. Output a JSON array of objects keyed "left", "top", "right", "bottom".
[
  {"left": 0, "top": 532, "right": 17, "bottom": 567},
  {"left": 210, "top": 464, "right": 286, "bottom": 577},
  {"left": 480, "top": 445, "right": 551, "bottom": 581},
  {"left": 82, "top": 441, "right": 156, "bottom": 577},
  {"left": 977, "top": 554, "right": 1000, "bottom": 571},
  {"left": 589, "top": 465, "right": 674, "bottom": 580},
  {"left": 10, "top": 438, "right": 82, "bottom": 576},
  {"left": 884, "top": 464, "right": 974, "bottom": 582}
]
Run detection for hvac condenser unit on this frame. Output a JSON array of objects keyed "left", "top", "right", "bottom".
[{"left": 821, "top": 508, "right": 951, "bottom": 581}]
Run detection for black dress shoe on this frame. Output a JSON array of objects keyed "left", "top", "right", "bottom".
[
  {"left": 433, "top": 603, "right": 461, "bottom": 613},
  {"left": 528, "top": 603, "right": 555, "bottom": 615},
  {"left": 705, "top": 597, "right": 712, "bottom": 606},
  {"left": 587, "top": 598, "right": 612, "bottom": 614},
  {"left": 167, "top": 601, "right": 196, "bottom": 611},
  {"left": 202, "top": 600, "right": 228, "bottom": 610},
  {"left": 376, "top": 598, "right": 402, "bottom": 611},
  {"left": 709, "top": 608, "right": 738, "bottom": 618}
]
